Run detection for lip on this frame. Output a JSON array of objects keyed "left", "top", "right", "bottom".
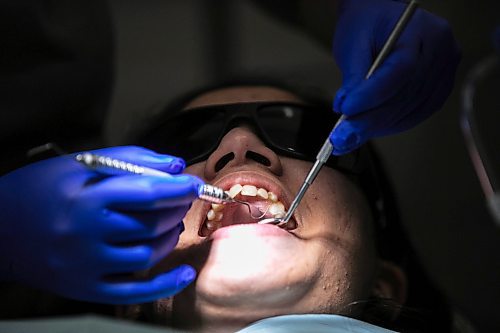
[
  {"left": 197, "top": 169, "right": 300, "bottom": 237},
  {"left": 210, "top": 223, "right": 292, "bottom": 240}
]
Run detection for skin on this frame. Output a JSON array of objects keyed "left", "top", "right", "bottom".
[{"left": 145, "top": 86, "right": 399, "bottom": 332}]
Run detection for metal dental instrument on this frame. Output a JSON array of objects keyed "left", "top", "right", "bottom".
[
  {"left": 259, "top": 0, "right": 419, "bottom": 227},
  {"left": 75, "top": 152, "right": 266, "bottom": 219}
]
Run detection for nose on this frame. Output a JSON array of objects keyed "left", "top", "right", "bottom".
[{"left": 203, "top": 127, "right": 283, "bottom": 180}]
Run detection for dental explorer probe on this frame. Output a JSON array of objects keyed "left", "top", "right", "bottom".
[
  {"left": 75, "top": 152, "right": 266, "bottom": 218},
  {"left": 260, "top": 0, "right": 419, "bottom": 227}
]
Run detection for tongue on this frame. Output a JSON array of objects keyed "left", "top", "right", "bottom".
[{"left": 220, "top": 201, "right": 270, "bottom": 227}]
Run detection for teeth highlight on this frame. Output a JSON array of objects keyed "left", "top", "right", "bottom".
[
  {"left": 257, "top": 188, "right": 268, "bottom": 199},
  {"left": 205, "top": 184, "right": 288, "bottom": 226},
  {"left": 207, "top": 209, "right": 223, "bottom": 221},
  {"left": 228, "top": 184, "right": 243, "bottom": 198},
  {"left": 268, "top": 202, "right": 285, "bottom": 216},
  {"left": 241, "top": 185, "right": 258, "bottom": 196},
  {"left": 215, "top": 212, "right": 223, "bottom": 221},
  {"left": 206, "top": 221, "right": 218, "bottom": 231},
  {"left": 207, "top": 210, "right": 216, "bottom": 221}
]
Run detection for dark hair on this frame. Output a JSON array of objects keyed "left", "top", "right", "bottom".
[{"left": 128, "top": 77, "right": 453, "bottom": 332}]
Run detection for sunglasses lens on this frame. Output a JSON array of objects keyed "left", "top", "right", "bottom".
[
  {"left": 257, "top": 105, "right": 338, "bottom": 156},
  {"left": 140, "top": 110, "right": 225, "bottom": 164},
  {"left": 139, "top": 103, "right": 354, "bottom": 170}
]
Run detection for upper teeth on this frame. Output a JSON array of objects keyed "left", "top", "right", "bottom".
[
  {"left": 241, "top": 185, "right": 257, "bottom": 196},
  {"left": 227, "top": 184, "right": 278, "bottom": 201},
  {"left": 227, "top": 184, "right": 243, "bottom": 198},
  {"left": 204, "top": 183, "right": 286, "bottom": 231},
  {"left": 257, "top": 188, "right": 268, "bottom": 199}
]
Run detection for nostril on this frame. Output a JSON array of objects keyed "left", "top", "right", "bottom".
[
  {"left": 246, "top": 151, "right": 271, "bottom": 166},
  {"left": 215, "top": 152, "right": 235, "bottom": 172}
]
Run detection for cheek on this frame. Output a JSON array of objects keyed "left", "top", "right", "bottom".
[
  {"left": 179, "top": 209, "right": 198, "bottom": 244},
  {"left": 178, "top": 163, "right": 208, "bottom": 244},
  {"left": 313, "top": 244, "right": 377, "bottom": 313},
  {"left": 184, "top": 163, "right": 205, "bottom": 179},
  {"left": 281, "top": 157, "right": 376, "bottom": 248},
  {"left": 314, "top": 174, "right": 377, "bottom": 269},
  {"left": 283, "top": 160, "right": 378, "bottom": 302}
]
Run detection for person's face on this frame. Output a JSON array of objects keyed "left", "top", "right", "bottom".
[{"left": 151, "top": 86, "right": 384, "bottom": 330}]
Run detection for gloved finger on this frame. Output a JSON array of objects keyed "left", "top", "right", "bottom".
[
  {"left": 103, "top": 225, "right": 181, "bottom": 274},
  {"left": 102, "top": 206, "right": 190, "bottom": 243},
  {"left": 364, "top": 46, "right": 457, "bottom": 136},
  {"left": 331, "top": 62, "right": 446, "bottom": 156},
  {"left": 82, "top": 174, "right": 202, "bottom": 210},
  {"left": 98, "top": 243, "right": 157, "bottom": 273},
  {"left": 330, "top": 91, "right": 416, "bottom": 155},
  {"left": 391, "top": 59, "right": 457, "bottom": 132},
  {"left": 330, "top": 117, "right": 369, "bottom": 156},
  {"left": 332, "top": 23, "right": 378, "bottom": 114},
  {"left": 91, "top": 145, "right": 186, "bottom": 174},
  {"left": 97, "top": 264, "right": 196, "bottom": 304},
  {"left": 331, "top": 87, "right": 408, "bottom": 154},
  {"left": 332, "top": 1, "right": 410, "bottom": 114},
  {"left": 337, "top": 32, "right": 421, "bottom": 117},
  {"left": 418, "top": 23, "right": 461, "bottom": 115},
  {"left": 333, "top": 36, "right": 459, "bottom": 152}
]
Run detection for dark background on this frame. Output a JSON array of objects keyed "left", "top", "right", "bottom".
[{"left": 1, "top": 0, "right": 499, "bottom": 331}]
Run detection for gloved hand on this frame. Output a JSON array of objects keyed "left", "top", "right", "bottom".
[
  {"left": 331, "top": 0, "right": 461, "bottom": 155},
  {"left": 0, "top": 146, "right": 202, "bottom": 304}
]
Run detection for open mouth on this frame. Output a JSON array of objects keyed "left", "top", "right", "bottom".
[{"left": 198, "top": 177, "right": 298, "bottom": 237}]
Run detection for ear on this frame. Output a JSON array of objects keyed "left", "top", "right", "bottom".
[{"left": 372, "top": 260, "right": 407, "bottom": 306}]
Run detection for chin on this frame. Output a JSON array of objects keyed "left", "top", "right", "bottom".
[
  {"left": 162, "top": 224, "right": 362, "bottom": 332},
  {"left": 194, "top": 224, "right": 314, "bottom": 308}
]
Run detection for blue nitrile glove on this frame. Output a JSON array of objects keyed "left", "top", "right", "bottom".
[
  {"left": 0, "top": 146, "right": 202, "bottom": 304},
  {"left": 331, "top": 0, "right": 461, "bottom": 155}
]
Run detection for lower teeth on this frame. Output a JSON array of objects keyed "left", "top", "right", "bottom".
[
  {"left": 206, "top": 221, "right": 219, "bottom": 231},
  {"left": 206, "top": 200, "right": 286, "bottom": 222}
]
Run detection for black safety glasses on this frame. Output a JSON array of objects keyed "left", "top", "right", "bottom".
[{"left": 137, "top": 102, "right": 364, "bottom": 174}]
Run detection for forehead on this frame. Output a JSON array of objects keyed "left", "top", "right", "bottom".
[{"left": 185, "top": 86, "right": 305, "bottom": 109}]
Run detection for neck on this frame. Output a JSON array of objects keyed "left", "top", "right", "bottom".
[
  {"left": 147, "top": 286, "right": 296, "bottom": 333},
  {"left": 162, "top": 287, "right": 255, "bottom": 332}
]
